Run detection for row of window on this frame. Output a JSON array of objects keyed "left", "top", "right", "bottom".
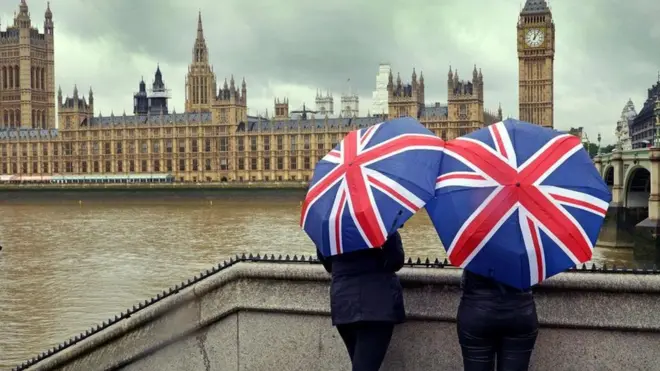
[
  {"left": 0, "top": 136, "right": 343, "bottom": 156},
  {"left": 0, "top": 156, "right": 316, "bottom": 174}
]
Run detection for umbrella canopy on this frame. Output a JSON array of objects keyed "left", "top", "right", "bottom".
[
  {"left": 301, "top": 117, "right": 445, "bottom": 257},
  {"left": 426, "top": 119, "right": 612, "bottom": 289}
]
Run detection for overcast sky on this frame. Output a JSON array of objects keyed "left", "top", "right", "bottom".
[{"left": 2, "top": 0, "right": 659, "bottom": 145}]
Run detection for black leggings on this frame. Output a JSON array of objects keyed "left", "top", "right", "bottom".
[
  {"left": 457, "top": 300, "right": 539, "bottom": 371},
  {"left": 336, "top": 321, "right": 394, "bottom": 371}
]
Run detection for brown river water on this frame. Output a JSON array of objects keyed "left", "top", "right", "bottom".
[{"left": 0, "top": 190, "right": 638, "bottom": 368}]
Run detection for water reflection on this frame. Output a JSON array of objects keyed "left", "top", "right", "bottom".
[{"left": 0, "top": 190, "right": 646, "bottom": 367}]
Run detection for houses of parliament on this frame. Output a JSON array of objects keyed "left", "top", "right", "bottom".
[{"left": 0, "top": 0, "right": 555, "bottom": 183}]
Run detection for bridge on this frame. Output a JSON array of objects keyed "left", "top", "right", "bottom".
[{"left": 594, "top": 147, "right": 659, "bottom": 255}]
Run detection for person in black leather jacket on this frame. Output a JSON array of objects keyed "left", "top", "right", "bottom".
[
  {"left": 457, "top": 270, "right": 539, "bottom": 371},
  {"left": 317, "top": 231, "right": 406, "bottom": 371}
]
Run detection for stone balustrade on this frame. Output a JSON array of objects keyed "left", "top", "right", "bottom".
[{"left": 14, "top": 258, "right": 660, "bottom": 371}]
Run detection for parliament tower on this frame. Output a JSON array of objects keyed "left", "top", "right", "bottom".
[
  {"left": 517, "top": 0, "right": 555, "bottom": 128},
  {"left": 0, "top": 0, "right": 55, "bottom": 129}
]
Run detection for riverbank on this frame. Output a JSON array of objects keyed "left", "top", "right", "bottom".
[{"left": 0, "top": 182, "right": 308, "bottom": 201}]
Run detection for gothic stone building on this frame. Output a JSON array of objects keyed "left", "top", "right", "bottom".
[
  {"left": 0, "top": 2, "right": 528, "bottom": 183},
  {"left": 0, "top": 0, "right": 55, "bottom": 129},
  {"left": 630, "top": 81, "right": 660, "bottom": 149}
]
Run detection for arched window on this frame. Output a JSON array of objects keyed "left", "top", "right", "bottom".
[
  {"left": 8, "top": 66, "right": 13, "bottom": 88},
  {"left": 14, "top": 66, "right": 19, "bottom": 89},
  {"left": 41, "top": 68, "right": 45, "bottom": 90}
]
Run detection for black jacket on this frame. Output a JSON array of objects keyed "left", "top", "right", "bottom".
[
  {"left": 460, "top": 270, "right": 534, "bottom": 308},
  {"left": 317, "top": 232, "right": 406, "bottom": 326}
]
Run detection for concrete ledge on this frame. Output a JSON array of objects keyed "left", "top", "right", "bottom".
[{"left": 16, "top": 262, "right": 660, "bottom": 371}]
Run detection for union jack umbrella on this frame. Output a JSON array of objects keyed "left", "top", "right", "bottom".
[
  {"left": 426, "top": 119, "right": 612, "bottom": 289},
  {"left": 301, "top": 117, "right": 445, "bottom": 257}
]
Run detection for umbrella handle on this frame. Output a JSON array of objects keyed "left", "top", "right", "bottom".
[{"left": 389, "top": 210, "right": 404, "bottom": 235}]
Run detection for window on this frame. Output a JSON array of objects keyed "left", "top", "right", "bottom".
[
  {"left": 178, "top": 140, "right": 185, "bottom": 153},
  {"left": 166, "top": 140, "right": 173, "bottom": 153},
  {"left": 179, "top": 159, "right": 185, "bottom": 171},
  {"left": 304, "top": 157, "right": 310, "bottom": 170},
  {"left": 277, "top": 136, "right": 283, "bottom": 150},
  {"left": 205, "top": 159, "right": 212, "bottom": 171},
  {"left": 264, "top": 157, "right": 271, "bottom": 170},
  {"left": 251, "top": 158, "right": 257, "bottom": 170},
  {"left": 317, "top": 134, "right": 324, "bottom": 150},
  {"left": 153, "top": 140, "right": 160, "bottom": 153},
  {"left": 205, "top": 139, "right": 211, "bottom": 152},
  {"left": 277, "top": 157, "right": 283, "bottom": 170},
  {"left": 141, "top": 160, "right": 148, "bottom": 172},
  {"left": 192, "top": 139, "right": 198, "bottom": 153},
  {"left": 81, "top": 161, "right": 87, "bottom": 173},
  {"left": 104, "top": 143, "right": 111, "bottom": 155},
  {"left": 166, "top": 160, "right": 173, "bottom": 172},
  {"left": 105, "top": 161, "right": 111, "bottom": 172},
  {"left": 303, "top": 135, "right": 310, "bottom": 150},
  {"left": 290, "top": 135, "right": 297, "bottom": 151},
  {"left": 116, "top": 142, "right": 123, "bottom": 154},
  {"left": 238, "top": 137, "right": 245, "bottom": 152},
  {"left": 117, "top": 160, "right": 123, "bottom": 172},
  {"left": 93, "top": 161, "right": 99, "bottom": 172},
  {"left": 154, "top": 160, "right": 161, "bottom": 172},
  {"left": 220, "top": 138, "right": 229, "bottom": 151},
  {"left": 238, "top": 158, "right": 245, "bottom": 170},
  {"left": 250, "top": 137, "right": 257, "bottom": 151},
  {"left": 264, "top": 137, "right": 270, "bottom": 151},
  {"left": 141, "top": 141, "right": 148, "bottom": 154},
  {"left": 290, "top": 156, "right": 297, "bottom": 170}
]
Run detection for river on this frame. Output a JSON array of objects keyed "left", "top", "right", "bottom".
[{"left": 0, "top": 190, "right": 641, "bottom": 368}]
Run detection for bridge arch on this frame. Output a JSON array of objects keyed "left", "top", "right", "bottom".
[
  {"left": 623, "top": 165, "right": 650, "bottom": 209},
  {"left": 602, "top": 166, "right": 614, "bottom": 189}
]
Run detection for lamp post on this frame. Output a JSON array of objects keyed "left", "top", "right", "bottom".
[{"left": 597, "top": 133, "right": 602, "bottom": 156}]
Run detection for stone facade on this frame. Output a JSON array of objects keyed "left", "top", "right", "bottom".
[
  {"left": 517, "top": 0, "right": 555, "bottom": 128},
  {"left": 0, "top": 0, "right": 55, "bottom": 129},
  {"left": 630, "top": 81, "right": 660, "bottom": 149},
  {"left": 616, "top": 99, "right": 636, "bottom": 150}
]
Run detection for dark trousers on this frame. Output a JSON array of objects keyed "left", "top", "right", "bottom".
[
  {"left": 336, "top": 321, "right": 394, "bottom": 371},
  {"left": 457, "top": 299, "right": 539, "bottom": 371}
]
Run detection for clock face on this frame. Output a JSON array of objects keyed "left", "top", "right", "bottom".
[{"left": 525, "top": 28, "right": 545, "bottom": 47}]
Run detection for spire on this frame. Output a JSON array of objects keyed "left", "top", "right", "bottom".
[
  {"left": 45, "top": 1, "right": 52, "bottom": 19},
  {"left": 197, "top": 10, "right": 204, "bottom": 40},
  {"left": 192, "top": 11, "right": 208, "bottom": 64},
  {"left": 521, "top": 0, "right": 550, "bottom": 15},
  {"left": 448, "top": 65, "right": 453, "bottom": 80}
]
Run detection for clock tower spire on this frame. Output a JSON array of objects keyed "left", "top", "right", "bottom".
[{"left": 517, "top": 0, "right": 555, "bottom": 128}]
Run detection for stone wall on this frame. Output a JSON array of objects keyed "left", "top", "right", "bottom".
[{"left": 15, "top": 261, "right": 660, "bottom": 371}]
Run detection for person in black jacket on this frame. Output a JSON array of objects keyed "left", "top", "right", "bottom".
[
  {"left": 317, "top": 231, "right": 406, "bottom": 371},
  {"left": 457, "top": 270, "right": 539, "bottom": 371}
]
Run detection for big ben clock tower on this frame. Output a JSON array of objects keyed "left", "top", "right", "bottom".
[{"left": 517, "top": 0, "right": 555, "bottom": 128}]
